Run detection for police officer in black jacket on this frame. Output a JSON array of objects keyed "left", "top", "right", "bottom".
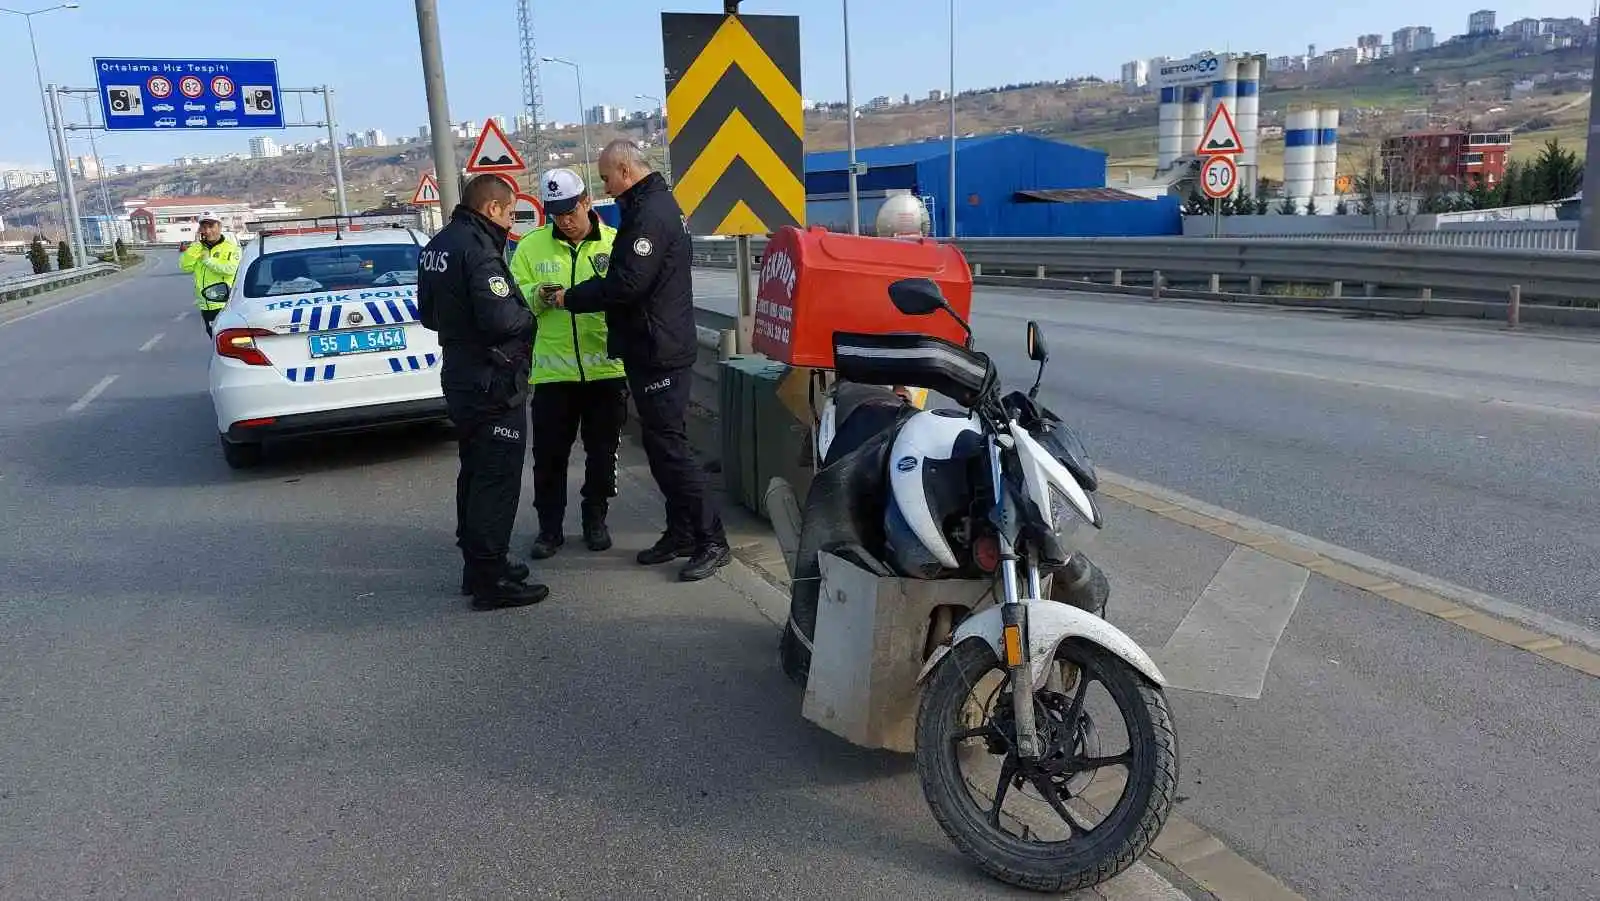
[
  {"left": 548, "top": 140, "right": 730, "bottom": 582},
  {"left": 418, "top": 174, "right": 551, "bottom": 609}
]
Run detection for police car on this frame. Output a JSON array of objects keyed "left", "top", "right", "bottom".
[{"left": 207, "top": 214, "right": 447, "bottom": 468}]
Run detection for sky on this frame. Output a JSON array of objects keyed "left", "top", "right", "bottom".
[{"left": 0, "top": 0, "right": 1590, "bottom": 171}]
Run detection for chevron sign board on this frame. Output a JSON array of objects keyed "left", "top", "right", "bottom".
[{"left": 662, "top": 12, "right": 805, "bottom": 235}]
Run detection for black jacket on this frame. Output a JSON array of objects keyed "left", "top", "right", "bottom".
[
  {"left": 417, "top": 205, "right": 535, "bottom": 412},
  {"left": 563, "top": 172, "right": 697, "bottom": 373}
]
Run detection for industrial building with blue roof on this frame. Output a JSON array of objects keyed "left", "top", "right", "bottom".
[{"left": 801, "top": 133, "right": 1180, "bottom": 238}]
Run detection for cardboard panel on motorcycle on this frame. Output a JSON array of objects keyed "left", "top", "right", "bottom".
[{"left": 752, "top": 226, "right": 974, "bottom": 368}]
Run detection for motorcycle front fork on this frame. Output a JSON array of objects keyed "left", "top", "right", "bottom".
[{"left": 998, "top": 544, "right": 1045, "bottom": 760}]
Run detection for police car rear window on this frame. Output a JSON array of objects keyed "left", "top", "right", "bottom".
[{"left": 242, "top": 245, "right": 420, "bottom": 298}]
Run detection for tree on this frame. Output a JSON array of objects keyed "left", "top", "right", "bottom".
[
  {"left": 1335, "top": 199, "right": 1350, "bottom": 215},
  {"left": 1182, "top": 186, "right": 1208, "bottom": 216},
  {"left": 57, "top": 240, "right": 74, "bottom": 270},
  {"left": 1276, "top": 195, "right": 1299, "bottom": 215},
  {"left": 28, "top": 236, "right": 51, "bottom": 274},
  {"left": 1254, "top": 194, "right": 1270, "bottom": 215},
  {"left": 1531, "top": 138, "right": 1582, "bottom": 203},
  {"left": 1465, "top": 173, "right": 1497, "bottom": 210},
  {"left": 1304, "top": 197, "right": 1319, "bottom": 216}
]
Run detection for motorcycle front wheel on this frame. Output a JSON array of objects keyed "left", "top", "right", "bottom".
[{"left": 914, "top": 636, "right": 1178, "bottom": 893}]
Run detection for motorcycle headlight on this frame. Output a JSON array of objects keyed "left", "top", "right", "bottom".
[{"left": 1048, "top": 484, "right": 1084, "bottom": 537}]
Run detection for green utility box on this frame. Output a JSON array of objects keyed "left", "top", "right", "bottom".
[{"left": 718, "top": 356, "right": 812, "bottom": 519}]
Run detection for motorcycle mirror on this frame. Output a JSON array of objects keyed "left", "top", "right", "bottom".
[
  {"left": 1026, "top": 321, "right": 1049, "bottom": 363},
  {"left": 887, "top": 277, "right": 946, "bottom": 316},
  {"left": 889, "top": 277, "right": 974, "bottom": 348},
  {"left": 202, "top": 283, "right": 230, "bottom": 303}
]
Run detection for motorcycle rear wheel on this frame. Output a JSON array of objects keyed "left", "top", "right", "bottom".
[{"left": 915, "top": 637, "right": 1178, "bottom": 893}]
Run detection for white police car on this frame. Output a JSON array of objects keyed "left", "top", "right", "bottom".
[{"left": 207, "top": 214, "right": 447, "bottom": 468}]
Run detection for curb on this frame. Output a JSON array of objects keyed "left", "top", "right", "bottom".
[{"left": 1098, "top": 470, "right": 1600, "bottom": 677}]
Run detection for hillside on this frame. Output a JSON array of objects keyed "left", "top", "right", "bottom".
[{"left": 2, "top": 40, "right": 1593, "bottom": 237}]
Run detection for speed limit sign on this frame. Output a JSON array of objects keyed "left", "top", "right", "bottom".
[{"left": 1201, "top": 155, "right": 1237, "bottom": 199}]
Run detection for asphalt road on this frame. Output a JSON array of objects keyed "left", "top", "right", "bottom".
[
  {"left": 0, "top": 257, "right": 1168, "bottom": 899},
  {"left": 692, "top": 272, "right": 1600, "bottom": 635}
]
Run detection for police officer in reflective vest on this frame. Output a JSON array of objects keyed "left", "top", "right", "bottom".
[
  {"left": 545, "top": 140, "right": 730, "bottom": 583},
  {"left": 178, "top": 210, "right": 242, "bottom": 335},
  {"left": 417, "top": 174, "right": 550, "bottom": 610},
  {"left": 509, "top": 168, "right": 629, "bottom": 560}
]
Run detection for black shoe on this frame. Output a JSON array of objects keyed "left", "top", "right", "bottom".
[
  {"left": 528, "top": 532, "right": 565, "bottom": 560},
  {"left": 637, "top": 532, "right": 696, "bottom": 566},
  {"left": 461, "top": 561, "right": 530, "bottom": 595},
  {"left": 679, "top": 543, "right": 732, "bottom": 582},
  {"left": 582, "top": 507, "right": 612, "bottom": 552},
  {"left": 470, "top": 577, "right": 550, "bottom": 610}
]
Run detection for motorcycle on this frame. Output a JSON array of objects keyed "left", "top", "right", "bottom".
[{"left": 770, "top": 277, "right": 1178, "bottom": 893}]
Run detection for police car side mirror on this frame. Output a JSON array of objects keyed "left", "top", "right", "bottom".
[{"left": 202, "top": 283, "right": 231, "bottom": 303}]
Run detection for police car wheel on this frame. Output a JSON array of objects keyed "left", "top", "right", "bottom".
[{"left": 220, "top": 435, "right": 264, "bottom": 470}]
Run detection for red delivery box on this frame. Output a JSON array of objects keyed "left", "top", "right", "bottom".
[{"left": 752, "top": 225, "right": 973, "bottom": 368}]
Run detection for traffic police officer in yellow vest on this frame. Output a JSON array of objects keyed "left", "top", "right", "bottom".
[
  {"left": 178, "top": 211, "right": 242, "bottom": 335},
  {"left": 510, "top": 168, "right": 628, "bottom": 560}
]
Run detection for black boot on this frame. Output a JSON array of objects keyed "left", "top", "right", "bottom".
[
  {"left": 471, "top": 576, "right": 550, "bottom": 610},
  {"left": 637, "top": 530, "right": 696, "bottom": 566},
  {"left": 679, "top": 542, "right": 732, "bottom": 582},
  {"left": 528, "top": 531, "right": 565, "bottom": 560},
  {"left": 461, "top": 561, "right": 530, "bottom": 595},
  {"left": 581, "top": 503, "right": 612, "bottom": 552}
]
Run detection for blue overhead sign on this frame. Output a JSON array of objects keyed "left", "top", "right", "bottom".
[{"left": 92, "top": 57, "right": 284, "bottom": 132}]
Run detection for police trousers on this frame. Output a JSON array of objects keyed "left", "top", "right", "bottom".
[
  {"left": 629, "top": 367, "right": 725, "bottom": 547},
  {"left": 448, "top": 393, "right": 528, "bottom": 581},
  {"left": 530, "top": 376, "right": 628, "bottom": 533}
]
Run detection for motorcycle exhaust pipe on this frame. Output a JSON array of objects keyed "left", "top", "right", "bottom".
[{"left": 1052, "top": 554, "right": 1110, "bottom": 619}]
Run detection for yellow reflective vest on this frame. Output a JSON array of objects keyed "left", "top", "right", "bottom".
[
  {"left": 509, "top": 219, "right": 627, "bottom": 385},
  {"left": 179, "top": 235, "right": 243, "bottom": 311}
]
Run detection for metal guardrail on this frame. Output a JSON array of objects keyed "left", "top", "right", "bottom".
[
  {"left": 690, "top": 235, "right": 1600, "bottom": 324},
  {"left": 0, "top": 263, "right": 121, "bottom": 302}
]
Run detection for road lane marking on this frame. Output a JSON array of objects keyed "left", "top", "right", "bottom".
[
  {"left": 1155, "top": 546, "right": 1310, "bottom": 699},
  {"left": 139, "top": 332, "right": 165, "bottom": 352},
  {"left": 1196, "top": 358, "right": 1600, "bottom": 422},
  {"left": 172, "top": 311, "right": 188, "bottom": 322},
  {"left": 68, "top": 375, "right": 118, "bottom": 413},
  {"left": 1100, "top": 470, "right": 1600, "bottom": 679}
]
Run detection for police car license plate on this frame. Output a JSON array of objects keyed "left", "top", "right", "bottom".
[{"left": 308, "top": 327, "right": 406, "bottom": 358}]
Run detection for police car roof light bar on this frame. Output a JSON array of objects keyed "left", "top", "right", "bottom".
[{"left": 253, "top": 213, "right": 417, "bottom": 239}]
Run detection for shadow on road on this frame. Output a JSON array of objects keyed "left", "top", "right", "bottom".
[
  {"left": 0, "top": 507, "right": 1025, "bottom": 893},
  {"left": 25, "top": 388, "right": 455, "bottom": 489}
]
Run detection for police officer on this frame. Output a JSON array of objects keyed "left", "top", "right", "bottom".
[
  {"left": 417, "top": 174, "right": 550, "bottom": 609},
  {"left": 178, "top": 211, "right": 242, "bottom": 335},
  {"left": 509, "top": 168, "right": 628, "bottom": 560},
  {"left": 547, "top": 140, "right": 730, "bottom": 583}
]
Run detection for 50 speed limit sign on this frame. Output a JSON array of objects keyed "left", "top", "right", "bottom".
[{"left": 1201, "top": 156, "right": 1237, "bottom": 199}]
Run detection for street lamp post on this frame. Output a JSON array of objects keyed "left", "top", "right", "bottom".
[
  {"left": 414, "top": 0, "right": 461, "bottom": 213},
  {"left": 947, "top": 0, "right": 957, "bottom": 240},
  {"left": 1, "top": 3, "right": 79, "bottom": 247},
  {"left": 635, "top": 92, "right": 669, "bottom": 182},
  {"left": 544, "top": 57, "right": 592, "bottom": 190},
  {"left": 842, "top": 0, "right": 860, "bottom": 234}
]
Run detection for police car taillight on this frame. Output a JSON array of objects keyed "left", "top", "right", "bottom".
[{"left": 215, "top": 328, "right": 274, "bottom": 366}]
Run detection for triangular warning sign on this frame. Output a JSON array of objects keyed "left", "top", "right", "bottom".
[
  {"left": 465, "top": 119, "right": 526, "bottom": 173},
  {"left": 411, "top": 172, "right": 441, "bottom": 205},
  {"left": 1196, "top": 104, "right": 1244, "bottom": 156}
]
